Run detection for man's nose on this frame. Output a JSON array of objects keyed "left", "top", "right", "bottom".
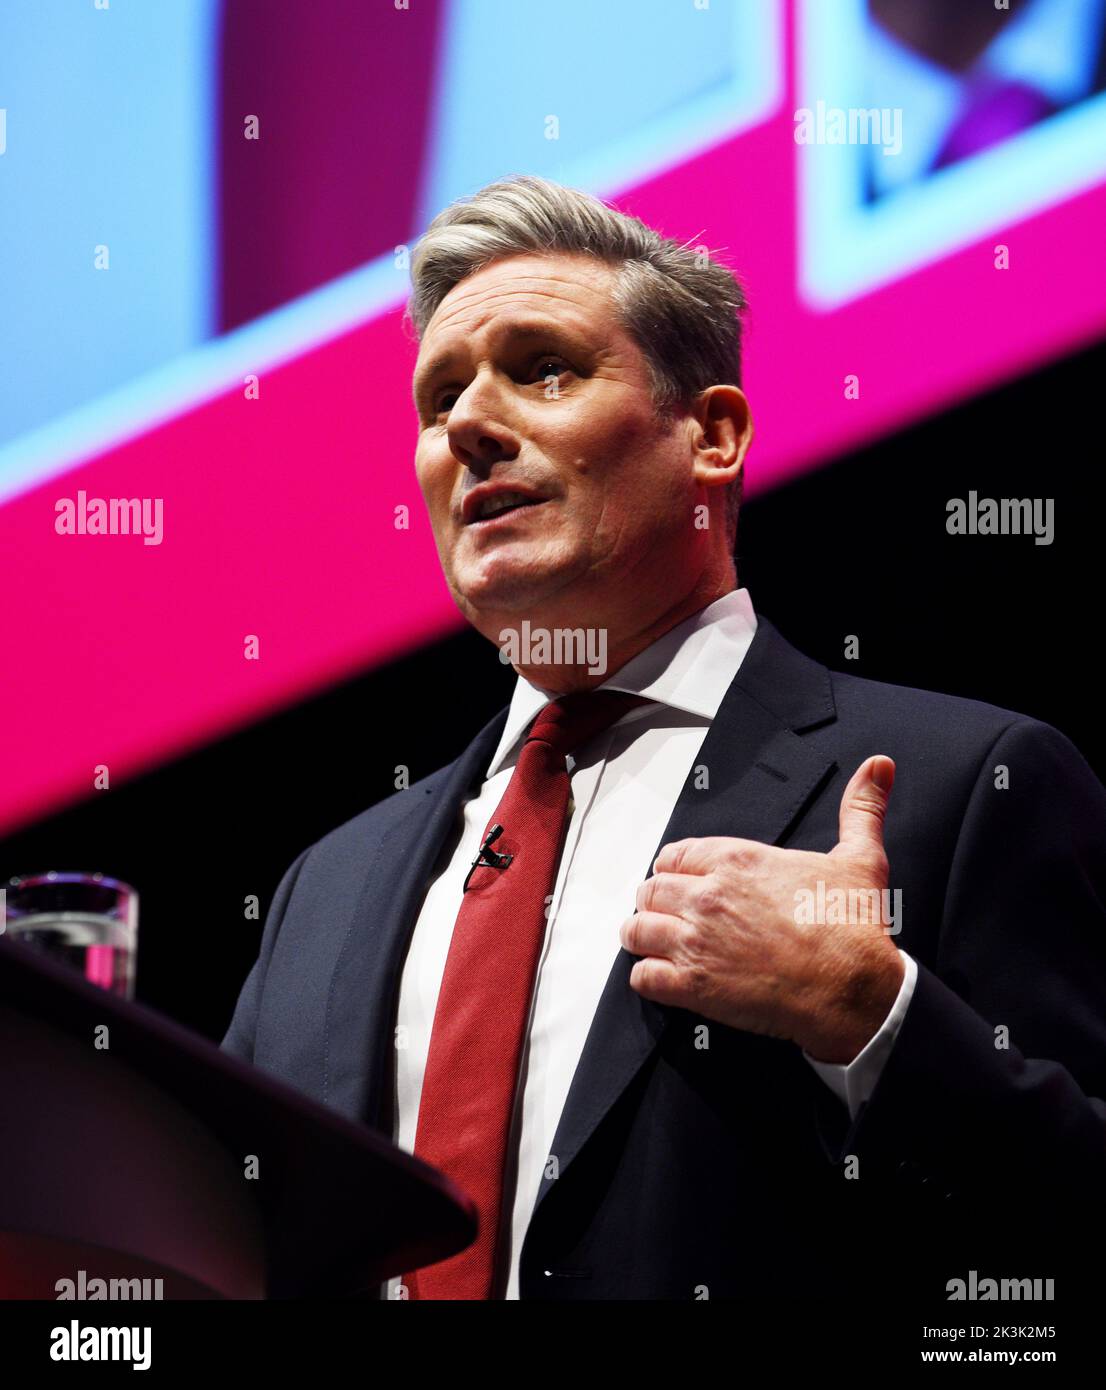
[{"left": 447, "top": 378, "right": 519, "bottom": 470}]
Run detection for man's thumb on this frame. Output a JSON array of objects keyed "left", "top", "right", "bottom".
[{"left": 834, "top": 755, "right": 895, "bottom": 856}]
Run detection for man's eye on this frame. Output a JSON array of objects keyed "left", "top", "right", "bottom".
[
  {"left": 431, "top": 357, "right": 571, "bottom": 416},
  {"left": 530, "top": 357, "right": 569, "bottom": 381}
]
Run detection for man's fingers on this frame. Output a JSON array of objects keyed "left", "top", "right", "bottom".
[
  {"left": 833, "top": 755, "right": 895, "bottom": 860},
  {"left": 620, "top": 909, "right": 684, "bottom": 960},
  {"left": 653, "top": 835, "right": 757, "bottom": 876}
]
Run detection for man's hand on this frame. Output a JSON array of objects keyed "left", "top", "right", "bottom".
[{"left": 620, "top": 755, "right": 906, "bottom": 1064}]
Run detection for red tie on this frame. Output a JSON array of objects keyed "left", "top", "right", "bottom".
[{"left": 404, "top": 688, "right": 649, "bottom": 1299}]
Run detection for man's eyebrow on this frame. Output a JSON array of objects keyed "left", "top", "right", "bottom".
[
  {"left": 412, "top": 319, "right": 588, "bottom": 406},
  {"left": 412, "top": 349, "right": 460, "bottom": 406}
]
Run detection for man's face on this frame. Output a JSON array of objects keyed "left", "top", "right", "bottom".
[{"left": 412, "top": 252, "right": 708, "bottom": 640}]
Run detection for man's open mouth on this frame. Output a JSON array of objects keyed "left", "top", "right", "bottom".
[{"left": 467, "top": 493, "right": 549, "bottom": 525}]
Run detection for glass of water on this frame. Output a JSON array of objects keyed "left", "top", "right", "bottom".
[{"left": 2, "top": 872, "right": 139, "bottom": 999}]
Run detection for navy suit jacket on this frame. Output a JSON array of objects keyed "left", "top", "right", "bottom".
[{"left": 222, "top": 616, "right": 1106, "bottom": 1301}]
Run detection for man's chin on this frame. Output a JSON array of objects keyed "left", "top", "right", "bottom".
[
  {"left": 451, "top": 545, "right": 577, "bottom": 606},
  {"left": 451, "top": 567, "right": 576, "bottom": 628}
]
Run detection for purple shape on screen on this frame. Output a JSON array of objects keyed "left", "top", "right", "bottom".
[
  {"left": 218, "top": 0, "right": 447, "bottom": 332},
  {"left": 933, "top": 74, "right": 1058, "bottom": 170}
]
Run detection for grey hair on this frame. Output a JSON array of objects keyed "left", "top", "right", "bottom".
[{"left": 404, "top": 174, "right": 748, "bottom": 544}]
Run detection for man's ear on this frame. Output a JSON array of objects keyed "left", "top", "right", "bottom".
[{"left": 691, "top": 385, "right": 754, "bottom": 490}]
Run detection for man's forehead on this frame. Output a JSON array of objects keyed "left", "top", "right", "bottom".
[
  {"left": 429, "top": 258, "right": 608, "bottom": 332},
  {"left": 413, "top": 262, "right": 616, "bottom": 393},
  {"left": 416, "top": 310, "right": 588, "bottom": 375},
  {"left": 438, "top": 250, "right": 610, "bottom": 309}
]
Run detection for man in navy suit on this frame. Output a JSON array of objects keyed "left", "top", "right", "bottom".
[{"left": 222, "top": 174, "right": 1106, "bottom": 1301}]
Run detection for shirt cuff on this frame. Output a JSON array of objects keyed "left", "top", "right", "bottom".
[{"left": 802, "top": 951, "right": 919, "bottom": 1121}]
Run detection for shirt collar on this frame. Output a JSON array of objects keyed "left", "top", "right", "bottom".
[{"left": 485, "top": 587, "right": 758, "bottom": 778}]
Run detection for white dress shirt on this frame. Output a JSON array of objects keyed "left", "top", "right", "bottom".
[{"left": 387, "top": 588, "right": 917, "bottom": 1299}]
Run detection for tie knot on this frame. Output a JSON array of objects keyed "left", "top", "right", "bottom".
[{"left": 526, "top": 689, "right": 650, "bottom": 761}]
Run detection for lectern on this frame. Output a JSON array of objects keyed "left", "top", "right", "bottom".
[{"left": 0, "top": 937, "right": 476, "bottom": 1299}]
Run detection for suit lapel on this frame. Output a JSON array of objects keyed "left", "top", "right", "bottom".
[
  {"left": 528, "top": 617, "right": 838, "bottom": 1223},
  {"left": 324, "top": 703, "right": 510, "bottom": 1128}
]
